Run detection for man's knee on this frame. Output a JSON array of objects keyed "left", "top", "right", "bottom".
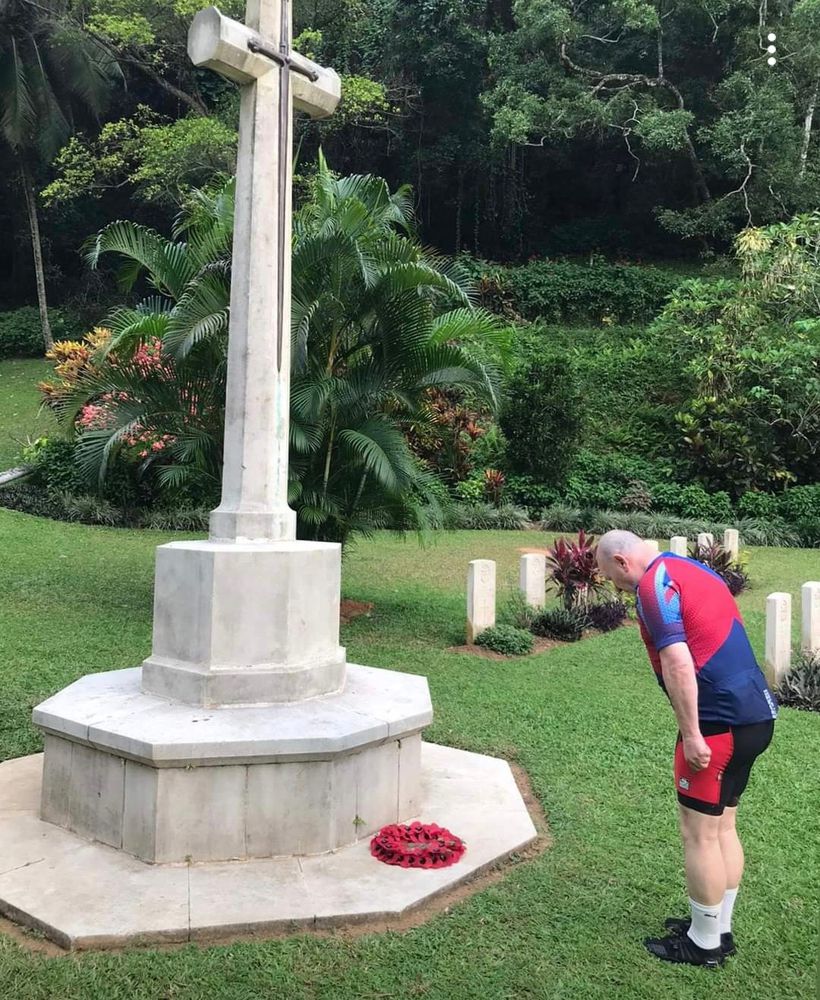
[
  {"left": 679, "top": 807, "right": 721, "bottom": 847},
  {"left": 718, "top": 806, "right": 738, "bottom": 836}
]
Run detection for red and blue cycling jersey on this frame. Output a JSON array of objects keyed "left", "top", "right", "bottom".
[{"left": 636, "top": 553, "right": 778, "bottom": 726}]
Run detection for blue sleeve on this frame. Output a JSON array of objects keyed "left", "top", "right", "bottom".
[{"left": 639, "top": 560, "right": 686, "bottom": 651}]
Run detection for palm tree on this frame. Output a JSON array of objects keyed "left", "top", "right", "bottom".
[
  {"left": 288, "top": 154, "right": 508, "bottom": 542},
  {"left": 62, "top": 160, "right": 508, "bottom": 544},
  {"left": 0, "top": 0, "right": 120, "bottom": 350}
]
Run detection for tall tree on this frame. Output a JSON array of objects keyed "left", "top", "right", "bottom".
[{"left": 0, "top": 0, "right": 120, "bottom": 349}]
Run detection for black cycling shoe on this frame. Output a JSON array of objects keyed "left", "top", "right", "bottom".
[
  {"left": 644, "top": 930, "right": 725, "bottom": 967},
  {"left": 664, "top": 916, "right": 736, "bottom": 957}
]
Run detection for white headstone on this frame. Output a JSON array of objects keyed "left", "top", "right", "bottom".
[
  {"left": 723, "top": 528, "right": 739, "bottom": 561},
  {"left": 765, "top": 592, "right": 792, "bottom": 687},
  {"left": 644, "top": 539, "right": 660, "bottom": 556},
  {"left": 801, "top": 582, "right": 820, "bottom": 655},
  {"left": 670, "top": 536, "right": 688, "bottom": 557},
  {"left": 467, "top": 559, "right": 496, "bottom": 643},
  {"left": 519, "top": 554, "right": 546, "bottom": 608},
  {"left": 697, "top": 532, "right": 714, "bottom": 552}
]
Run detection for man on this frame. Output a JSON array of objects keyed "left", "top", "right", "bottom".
[{"left": 596, "top": 531, "right": 777, "bottom": 968}]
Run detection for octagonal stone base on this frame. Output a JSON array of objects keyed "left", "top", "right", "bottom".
[
  {"left": 33, "top": 665, "right": 431, "bottom": 863},
  {"left": 0, "top": 743, "right": 537, "bottom": 950}
]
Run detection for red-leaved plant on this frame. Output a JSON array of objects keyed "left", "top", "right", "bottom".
[{"left": 546, "top": 530, "right": 606, "bottom": 609}]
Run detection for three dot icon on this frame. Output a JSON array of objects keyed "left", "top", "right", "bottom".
[{"left": 767, "top": 32, "right": 777, "bottom": 67}]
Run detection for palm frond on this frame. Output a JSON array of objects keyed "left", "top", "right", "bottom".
[
  {"left": 85, "top": 221, "right": 196, "bottom": 299},
  {"left": 0, "top": 36, "right": 37, "bottom": 148}
]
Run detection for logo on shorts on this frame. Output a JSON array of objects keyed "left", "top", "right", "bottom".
[{"left": 679, "top": 778, "right": 690, "bottom": 790}]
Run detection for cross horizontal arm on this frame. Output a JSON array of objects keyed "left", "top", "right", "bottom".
[{"left": 189, "top": 6, "right": 341, "bottom": 119}]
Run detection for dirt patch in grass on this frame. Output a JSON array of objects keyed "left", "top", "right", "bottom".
[
  {"left": 340, "top": 599, "right": 374, "bottom": 625},
  {"left": 447, "top": 637, "right": 561, "bottom": 659}
]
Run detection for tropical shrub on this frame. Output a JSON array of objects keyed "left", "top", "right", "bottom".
[
  {"left": 500, "top": 352, "right": 582, "bottom": 486},
  {"left": 587, "top": 599, "right": 630, "bottom": 632},
  {"left": 776, "top": 651, "right": 820, "bottom": 712},
  {"left": 500, "top": 260, "right": 683, "bottom": 325},
  {"left": 448, "top": 503, "right": 529, "bottom": 530},
  {"left": 737, "top": 491, "right": 779, "bottom": 520},
  {"left": 545, "top": 530, "right": 604, "bottom": 609},
  {"left": 483, "top": 469, "right": 506, "bottom": 507},
  {"left": 777, "top": 486, "right": 820, "bottom": 524},
  {"left": 0, "top": 307, "right": 78, "bottom": 358},
  {"left": 688, "top": 540, "right": 749, "bottom": 596},
  {"left": 504, "top": 474, "right": 560, "bottom": 518},
  {"left": 475, "top": 625, "right": 534, "bottom": 656},
  {"left": 651, "top": 217, "right": 820, "bottom": 495},
  {"left": 406, "top": 389, "right": 491, "bottom": 485},
  {"left": 0, "top": 484, "right": 71, "bottom": 521},
  {"left": 531, "top": 606, "right": 589, "bottom": 642}
]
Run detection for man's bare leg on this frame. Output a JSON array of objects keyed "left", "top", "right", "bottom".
[
  {"left": 645, "top": 806, "right": 726, "bottom": 963},
  {"left": 717, "top": 806, "right": 742, "bottom": 937},
  {"left": 678, "top": 805, "right": 725, "bottom": 950},
  {"left": 719, "top": 806, "right": 743, "bottom": 888},
  {"left": 679, "top": 805, "right": 726, "bottom": 904}
]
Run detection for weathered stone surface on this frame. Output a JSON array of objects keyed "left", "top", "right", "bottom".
[
  {"left": 765, "top": 592, "right": 792, "bottom": 687},
  {"left": 801, "top": 581, "right": 820, "bottom": 655},
  {"left": 0, "top": 743, "right": 538, "bottom": 949},
  {"left": 34, "top": 665, "right": 431, "bottom": 862},
  {"left": 467, "top": 559, "right": 496, "bottom": 643},
  {"left": 519, "top": 554, "right": 546, "bottom": 609},
  {"left": 141, "top": 540, "right": 347, "bottom": 706},
  {"left": 669, "top": 536, "right": 688, "bottom": 557},
  {"left": 723, "top": 528, "right": 740, "bottom": 561}
]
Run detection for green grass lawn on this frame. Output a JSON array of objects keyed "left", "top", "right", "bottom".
[
  {"left": 0, "top": 511, "right": 817, "bottom": 999},
  {"left": 0, "top": 358, "right": 55, "bottom": 468}
]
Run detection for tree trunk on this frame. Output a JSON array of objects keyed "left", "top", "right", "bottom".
[
  {"left": 799, "top": 77, "right": 819, "bottom": 180},
  {"left": 455, "top": 164, "right": 464, "bottom": 252},
  {"left": 20, "top": 161, "right": 53, "bottom": 354}
]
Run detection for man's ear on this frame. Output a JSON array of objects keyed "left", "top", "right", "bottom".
[{"left": 614, "top": 554, "right": 628, "bottom": 571}]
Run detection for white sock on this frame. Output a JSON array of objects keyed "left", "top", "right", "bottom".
[
  {"left": 720, "top": 887, "right": 738, "bottom": 935},
  {"left": 687, "top": 897, "right": 722, "bottom": 951}
]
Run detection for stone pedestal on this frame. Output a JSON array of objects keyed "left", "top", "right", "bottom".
[
  {"left": 141, "top": 540, "right": 346, "bottom": 706},
  {"left": 35, "top": 665, "right": 431, "bottom": 863}
]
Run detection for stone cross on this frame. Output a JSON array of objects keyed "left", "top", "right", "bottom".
[{"left": 188, "top": 3, "right": 341, "bottom": 543}]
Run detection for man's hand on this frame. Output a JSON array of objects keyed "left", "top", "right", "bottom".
[{"left": 682, "top": 733, "right": 712, "bottom": 772}]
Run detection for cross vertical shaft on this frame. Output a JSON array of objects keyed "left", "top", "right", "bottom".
[{"left": 208, "top": 0, "right": 296, "bottom": 543}]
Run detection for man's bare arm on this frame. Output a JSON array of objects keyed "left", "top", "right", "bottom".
[{"left": 660, "top": 642, "right": 711, "bottom": 772}]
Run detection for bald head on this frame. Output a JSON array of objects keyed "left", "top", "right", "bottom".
[{"left": 596, "top": 530, "right": 656, "bottom": 591}]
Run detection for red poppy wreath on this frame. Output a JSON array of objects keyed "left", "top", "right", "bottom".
[{"left": 370, "top": 821, "right": 466, "bottom": 869}]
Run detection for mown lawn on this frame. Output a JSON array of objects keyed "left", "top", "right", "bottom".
[
  {"left": 0, "top": 358, "right": 54, "bottom": 469},
  {"left": 0, "top": 512, "right": 817, "bottom": 999}
]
